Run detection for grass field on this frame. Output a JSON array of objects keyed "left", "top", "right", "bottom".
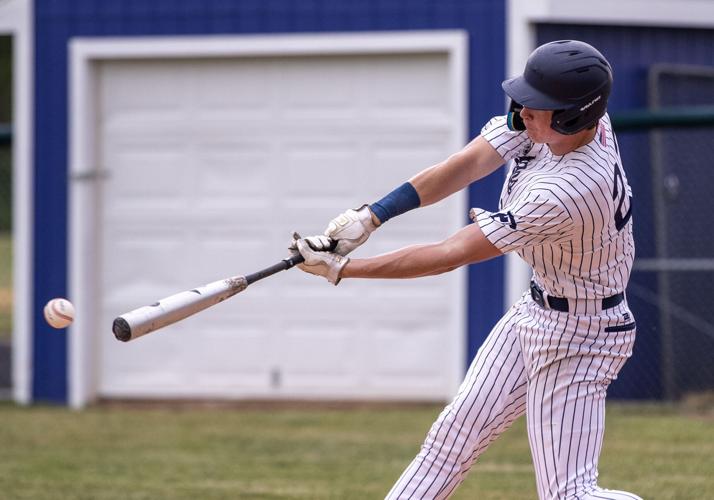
[
  {"left": 0, "top": 231, "right": 11, "bottom": 341},
  {"left": 0, "top": 402, "right": 712, "bottom": 499}
]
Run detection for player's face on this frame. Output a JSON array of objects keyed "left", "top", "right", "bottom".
[
  {"left": 519, "top": 107, "right": 557, "bottom": 144},
  {"left": 520, "top": 106, "right": 597, "bottom": 155}
]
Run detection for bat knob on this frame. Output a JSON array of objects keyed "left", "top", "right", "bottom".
[{"left": 112, "top": 317, "right": 132, "bottom": 342}]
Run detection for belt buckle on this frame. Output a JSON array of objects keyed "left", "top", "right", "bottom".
[{"left": 530, "top": 282, "right": 546, "bottom": 309}]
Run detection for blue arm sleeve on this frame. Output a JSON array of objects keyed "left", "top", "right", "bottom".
[{"left": 369, "top": 182, "right": 421, "bottom": 224}]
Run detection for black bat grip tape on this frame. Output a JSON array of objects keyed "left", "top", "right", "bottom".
[
  {"left": 244, "top": 255, "right": 305, "bottom": 285},
  {"left": 244, "top": 238, "right": 335, "bottom": 284}
]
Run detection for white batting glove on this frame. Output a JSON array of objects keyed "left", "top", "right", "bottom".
[
  {"left": 288, "top": 233, "right": 334, "bottom": 258},
  {"left": 290, "top": 233, "right": 350, "bottom": 285},
  {"left": 324, "top": 205, "right": 380, "bottom": 256}
]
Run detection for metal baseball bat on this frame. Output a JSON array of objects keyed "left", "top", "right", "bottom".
[{"left": 112, "top": 253, "right": 305, "bottom": 342}]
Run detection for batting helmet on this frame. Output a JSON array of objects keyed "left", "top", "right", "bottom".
[{"left": 502, "top": 40, "right": 613, "bottom": 135}]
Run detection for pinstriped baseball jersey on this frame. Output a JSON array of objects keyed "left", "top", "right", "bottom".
[
  {"left": 385, "top": 112, "right": 642, "bottom": 500},
  {"left": 472, "top": 113, "right": 634, "bottom": 306}
]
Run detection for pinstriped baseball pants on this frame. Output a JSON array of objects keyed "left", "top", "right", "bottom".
[{"left": 386, "top": 294, "right": 642, "bottom": 500}]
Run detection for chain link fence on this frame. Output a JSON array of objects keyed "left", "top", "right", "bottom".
[{"left": 611, "top": 64, "right": 714, "bottom": 401}]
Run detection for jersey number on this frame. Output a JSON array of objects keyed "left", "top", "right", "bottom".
[{"left": 612, "top": 162, "right": 632, "bottom": 231}]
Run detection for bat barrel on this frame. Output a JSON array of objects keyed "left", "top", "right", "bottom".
[
  {"left": 113, "top": 275, "right": 248, "bottom": 342},
  {"left": 112, "top": 252, "right": 311, "bottom": 342}
]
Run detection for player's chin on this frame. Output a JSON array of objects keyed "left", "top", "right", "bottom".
[{"left": 525, "top": 129, "right": 544, "bottom": 143}]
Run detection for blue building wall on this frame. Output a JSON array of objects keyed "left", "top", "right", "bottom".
[
  {"left": 537, "top": 24, "right": 714, "bottom": 398},
  {"left": 32, "top": 0, "right": 507, "bottom": 403}
]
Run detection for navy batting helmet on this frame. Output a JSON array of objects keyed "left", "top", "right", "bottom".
[{"left": 502, "top": 40, "right": 613, "bottom": 135}]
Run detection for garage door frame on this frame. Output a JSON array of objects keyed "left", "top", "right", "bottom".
[{"left": 68, "top": 31, "right": 468, "bottom": 409}]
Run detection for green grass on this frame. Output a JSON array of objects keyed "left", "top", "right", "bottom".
[
  {"left": 0, "top": 402, "right": 711, "bottom": 499},
  {"left": 0, "top": 231, "right": 11, "bottom": 340}
]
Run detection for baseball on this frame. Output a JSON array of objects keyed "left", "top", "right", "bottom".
[{"left": 44, "top": 298, "right": 75, "bottom": 329}]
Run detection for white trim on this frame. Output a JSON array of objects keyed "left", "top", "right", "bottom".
[
  {"left": 504, "top": 0, "right": 714, "bottom": 309},
  {"left": 69, "top": 30, "right": 468, "bottom": 408},
  {"left": 68, "top": 40, "right": 99, "bottom": 410},
  {"left": 509, "top": 0, "right": 714, "bottom": 31},
  {"left": 0, "top": 0, "right": 33, "bottom": 405},
  {"left": 449, "top": 33, "right": 469, "bottom": 396},
  {"left": 70, "top": 31, "right": 469, "bottom": 59},
  {"left": 507, "top": 0, "right": 714, "bottom": 83}
]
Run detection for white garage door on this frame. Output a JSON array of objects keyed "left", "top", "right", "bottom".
[{"left": 91, "top": 38, "right": 466, "bottom": 401}]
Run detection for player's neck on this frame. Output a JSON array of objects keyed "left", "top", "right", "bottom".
[{"left": 547, "top": 127, "right": 597, "bottom": 156}]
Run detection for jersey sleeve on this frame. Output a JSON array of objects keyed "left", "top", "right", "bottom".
[
  {"left": 470, "top": 189, "right": 576, "bottom": 253},
  {"left": 480, "top": 115, "right": 532, "bottom": 162}
]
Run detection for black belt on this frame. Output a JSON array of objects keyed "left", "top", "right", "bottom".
[{"left": 529, "top": 281, "right": 624, "bottom": 313}]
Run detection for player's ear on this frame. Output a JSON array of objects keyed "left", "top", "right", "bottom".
[{"left": 507, "top": 100, "right": 525, "bottom": 131}]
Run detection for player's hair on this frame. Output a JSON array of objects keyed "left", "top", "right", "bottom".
[{"left": 502, "top": 40, "right": 613, "bottom": 135}]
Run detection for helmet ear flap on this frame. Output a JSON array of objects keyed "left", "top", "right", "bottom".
[
  {"left": 551, "top": 89, "right": 608, "bottom": 135},
  {"left": 551, "top": 108, "right": 580, "bottom": 135},
  {"left": 506, "top": 100, "right": 525, "bottom": 131}
]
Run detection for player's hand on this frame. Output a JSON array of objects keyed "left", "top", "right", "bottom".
[
  {"left": 324, "top": 205, "right": 380, "bottom": 256},
  {"left": 287, "top": 233, "right": 335, "bottom": 257},
  {"left": 290, "top": 232, "right": 349, "bottom": 285}
]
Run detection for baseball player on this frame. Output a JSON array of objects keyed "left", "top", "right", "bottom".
[{"left": 291, "top": 40, "right": 641, "bottom": 500}]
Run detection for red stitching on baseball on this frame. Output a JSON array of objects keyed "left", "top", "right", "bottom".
[{"left": 51, "top": 302, "right": 72, "bottom": 322}]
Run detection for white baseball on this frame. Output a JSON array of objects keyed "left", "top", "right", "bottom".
[{"left": 44, "top": 298, "right": 75, "bottom": 329}]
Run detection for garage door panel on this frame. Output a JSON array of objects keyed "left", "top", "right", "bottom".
[
  {"left": 366, "top": 211, "right": 462, "bottom": 249},
  {"left": 277, "top": 274, "right": 364, "bottom": 301},
  {"left": 101, "top": 321, "right": 276, "bottom": 391},
  {"left": 284, "top": 143, "right": 363, "bottom": 197},
  {"left": 97, "top": 49, "right": 464, "bottom": 401},
  {"left": 101, "top": 332, "right": 190, "bottom": 384},
  {"left": 278, "top": 57, "right": 361, "bottom": 110},
  {"left": 104, "top": 147, "right": 187, "bottom": 207},
  {"left": 370, "top": 323, "right": 449, "bottom": 375},
  {"left": 361, "top": 55, "right": 449, "bottom": 109},
  {"left": 99, "top": 60, "right": 190, "bottom": 116},
  {"left": 196, "top": 144, "right": 274, "bottom": 198},
  {"left": 197, "top": 238, "right": 276, "bottom": 283},
  {"left": 183, "top": 326, "right": 274, "bottom": 375},
  {"left": 373, "top": 142, "right": 449, "bottom": 185},
  {"left": 105, "top": 228, "right": 190, "bottom": 289},
  {"left": 280, "top": 326, "right": 361, "bottom": 387},
  {"left": 193, "top": 59, "right": 274, "bottom": 112},
  {"left": 369, "top": 277, "right": 454, "bottom": 303}
]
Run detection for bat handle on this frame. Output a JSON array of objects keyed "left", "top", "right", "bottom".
[
  {"left": 284, "top": 253, "right": 305, "bottom": 267},
  {"left": 244, "top": 254, "right": 304, "bottom": 285},
  {"left": 243, "top": 236, "right": 336, "bottom": 285}
]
